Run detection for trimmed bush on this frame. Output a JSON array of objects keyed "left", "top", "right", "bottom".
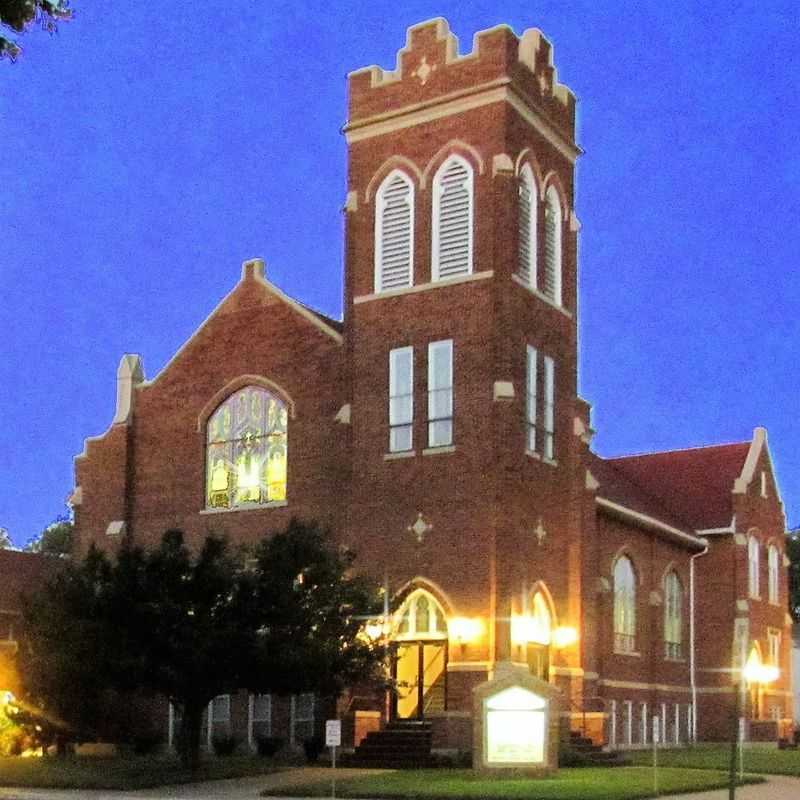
[
  {"left": 211, "top": 734, "right": 239, "bottom": 756},
  {"left": 255, "top": 735, "right": 283, "bottom": 757},
  {"left": 303, "top": 735, "right": 324, "bottom": 763}
]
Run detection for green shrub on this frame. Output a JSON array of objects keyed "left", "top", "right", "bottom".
[
  {"left": 211, "top": 734, "right": 239, "bottom": 756},
  {"left": 255, "top": 735, "right": 283, "bottom": 757},
  {"left": 303, "top": 735, "right": 323, "bottom": 763}
]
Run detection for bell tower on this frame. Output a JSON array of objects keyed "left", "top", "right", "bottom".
[{"left": 341, "top": 19, "right": 584, "bottom": 698}]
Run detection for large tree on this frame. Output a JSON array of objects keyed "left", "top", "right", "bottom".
[
  {"left": 17, "top": 520, "right": 383, "bottom": 769},
  {"left": 1, "top": 1, "right": 72, "bottom": 61},
  {"left": 787, "top": 527, "right": 800, "bottom": 622},
  {"left": 24, "top": 515, "right": 72, "bottom": 556}
]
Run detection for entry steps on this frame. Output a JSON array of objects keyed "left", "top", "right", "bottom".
[{"left": 342, "top": 720, "right": 434, "bottom": 769}]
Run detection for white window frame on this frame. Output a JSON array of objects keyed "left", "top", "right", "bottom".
[
  {"left": 518, "top": 164, "right": 537, "bottom": 288},
  {"left": 641, "top": 702, "right": 648, "bottom": 745},
  {"left": 543, "top": 184, "right": 563, "bottom": 306},
  {"left": 768, "top": 545, "right": 779, "bottom": 604},
  {"left": 248, "top": 693, "right": 272, "bottom": 750},
  {"left": 427, "top": 339, "right": 453, "bottom": 448},
  {"left": 543, "top": 355, "right": 555, "bottom": 460},
  {"left": 290, "top": 693, "right": 315, "bottom": 747},
  {"left": 664, "top": 571, "right": 682, "bottom": 659},
  {"left": 624, "top": 700, "right": 633, "bottom": 746},
  {"left": 674, "top": 703, "right": 680, "bottom": 745},
  {"left": 609, "top": 699, "right": 617, "bottom": 748},
  {"left": 431, "top": 155, "right": 474, "bottom": 281},
  {"left": 748, "top": 536, "right": 760, "bottom": 599},
  {"left": 374, "top": 170, "right": 415, "bottom": 293},
  {"left": 389, "top": 346, "right": 414, "bottom": 452},
  {"left": 768, "top": 629, "right": 780, "bottom": 667},
  {"left": 613, "top": 556, "right": 637, "bottom": 654},
  {"left": 526, "top": 345, "right": 537, "bottom": 453}
]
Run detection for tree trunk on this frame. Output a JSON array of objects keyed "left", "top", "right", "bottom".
[{"left": 179, "top": 703, "right": 204, "bottom": 772}]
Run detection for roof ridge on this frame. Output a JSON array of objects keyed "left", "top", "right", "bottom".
[{"left": 606, "top": 440, "right": 750, "bottom": 460}]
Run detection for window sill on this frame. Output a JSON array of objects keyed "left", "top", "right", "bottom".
[
  {"left": 384, "top": 450, "right": 416, "bottom": 460},
  {"left": 526, "top": 449, "right": 558, "bottom": 467},
  {"left": 664, "top": 656, "right": 685, "bottom": 663},
  {"left": 423, "top": 445, "right": 455, "bottom": 456},
  {"left": 200, "top": 501, "right": 288, "bottom": 515},
  {"left": 356, "top": 271, "right": 494, "bottom": 304},
  {"left": 613, "top": 650, "right": 641, "bottom": 658},
  {"left": 511, "top": 274, "right": 573, "bottom": 319}
]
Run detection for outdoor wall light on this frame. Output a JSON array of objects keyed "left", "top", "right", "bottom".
[
  {"left": 449, "top": 616, "right": 482, "bottom": 643},
  {"left": 552, "top": 626, "right": 579, "bottom": 649}
]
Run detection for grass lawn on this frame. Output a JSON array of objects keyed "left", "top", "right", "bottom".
[
  {"left": 263, "top": 766, "right": 763, "bottom": 800},
  {"left": 0, "top": 754, "right": 282, "bottom": 789},
  {"left": 629, "top": 744, "right": 800, "bottom": 777}
]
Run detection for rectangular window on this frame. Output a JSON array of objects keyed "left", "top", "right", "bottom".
[
  {"left": 427, "top": 340, "right": 453, "bottom": 447},
  {"left": 768, "top": 629, "right": 780, "bottom": 666},
  {"left": 212, "top": 694, "right": 231, "bottom": 723},
  {"left": 543, "top": 355, "right": 555, "bottom": 460},
  {"left": 389, "top": 347, "right": 413, "bottom": 452},
  {"left": 526, "top": 346, "right": 537, "bottom": 452},
  {"left": 291, "top": 693, "right": 315, "bottom": 745},
  {"left": 249, "top": 693, "right": 272, "bottom": 746}
]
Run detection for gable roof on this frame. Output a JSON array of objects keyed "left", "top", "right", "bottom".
[{"left": 605, "top": 441, "right": 751, "bottom": 531}]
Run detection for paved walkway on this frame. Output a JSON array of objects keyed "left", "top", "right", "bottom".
[{"left": 0, "top": 769, "right": 796, "bottom": 800}]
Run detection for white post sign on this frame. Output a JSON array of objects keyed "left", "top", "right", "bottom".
[
  {"left": 326, "top": 720, "right": 341, "bottom": 799},
  {"left": 652, "top": 716, "right": 660, "bottom": 795}
]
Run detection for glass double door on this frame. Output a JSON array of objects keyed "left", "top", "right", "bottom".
[{"left": 391, "top": 639, "right": 447, "bottom": 719}]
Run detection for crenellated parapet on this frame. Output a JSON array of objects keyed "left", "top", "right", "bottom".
[{"left": 346, "top": 18, "right": 576, "bottom": 145}]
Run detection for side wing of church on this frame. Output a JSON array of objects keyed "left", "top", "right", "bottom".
[{"left": 70, "top": 18, "right": 793, "bottom": 754}]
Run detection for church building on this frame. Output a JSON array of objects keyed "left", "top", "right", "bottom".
[{"left": 71, "top": 19, "right": 793, "bottom": 754}]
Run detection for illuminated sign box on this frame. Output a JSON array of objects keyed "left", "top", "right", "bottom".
[{"left": 473, "top": 662, "right": 560, "bottom": 773}]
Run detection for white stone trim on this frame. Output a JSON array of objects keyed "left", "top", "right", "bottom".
[
  {"left": 511, "top": 273, "right": 572, "bottom": 318},
  {"left": 422, "top": 445, "right": 455, "bottom": 456},
  {"left": 354, "top": 270, "right": 493, "bottom": 303},
  {"left": 493, "top": 381, "right": 514, "bottom": 401},
  {"left": 345, "top": 82, "right": 579, "bottom": 163},
  {"left": 598, "top": 678, "right": 692, "bottom": 693},
  {"left": 733, "top": 427, "right": 766, "bottom": 494},
  {"left": 113, "top": 354, "right": 144, "bottom": 425},
  {"left": 585, "top": 470, "right": 600, "bottom": 491},
  {"left": 106, "top": 520, "right": 125, "bottom": 536},
  {"left": 596, "top": 496, "right": 706, "bottom": 550},
  {"left": 334, "top": 404, "right": 351, "bottom": 424},
  {"left": 199, "top": 501, "right": 288, "bottom": 515},
  {"left": 384, "top": 450, "right": 416, "bottom": 460}
]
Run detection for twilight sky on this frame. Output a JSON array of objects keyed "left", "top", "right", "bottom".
[{"left": 2, "top": 1, "right": 798, "bottom": 547}]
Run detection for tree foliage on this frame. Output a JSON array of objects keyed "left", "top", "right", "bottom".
[
  {"left": 24, "top": 516, "right": 72, "bottom": 556},
  {"left": 1, "top": 0, "right": 72, "bottom": 61},
  {"left": 16, "top": 520, "right": 383, "bottom": 769},
  {"left": 0, "top": 528, "right": 12, "bottom": 549}
]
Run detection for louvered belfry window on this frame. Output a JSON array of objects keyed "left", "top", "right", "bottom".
[
  {"left": 518, "top": 165, "right": 537, "bottom": 287},
  {"left": 432, "top": 156, "right": 473, "bottom": 281},
  {"left": 375, "top": 170, "right": 414, "bottom": 292},
  {"left": 543, "top": 185, "right": 562, "bottom": 305}
]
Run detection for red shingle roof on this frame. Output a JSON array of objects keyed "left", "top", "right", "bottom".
[{"left": 604, "top": 442, "right": 750, "bottom": 530}]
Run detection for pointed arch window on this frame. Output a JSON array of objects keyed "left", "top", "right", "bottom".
[
  {"left": 375, "top": 170, "right": 414, "bottom": 292},
  {"left": 432, "top": 156, "right": 473, "bottom": 281},
  {"left": 613, "top": 556, "right": 637, "bottom": 654},
  {"left": 206, "top": 386, "right": 288, "bottom": 509},
  {"left": 543, "top": 185, "right": 563, "bottom": 306},
  {"left": 393, "top": 589, "right": 448, "bottom": 640},
  {"left": 518, "top": 165, "right": 537, "bottom": 287},
  {"left": 768, "top": 545, "right": 779, "bottom": 604},
  {"left": 664, "top": 571, "right": 682, "bottom": 659},
  {"left": 748, "top": 536, "right": 760, "bottom": 599}
]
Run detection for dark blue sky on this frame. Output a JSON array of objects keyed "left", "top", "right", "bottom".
[{"left": 2, "top": 1, "right": 798, "bottom": 546}]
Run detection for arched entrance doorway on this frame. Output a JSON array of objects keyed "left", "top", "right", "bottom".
[{"left": 390, "top": 589, "right": 448, "bottom": 719}]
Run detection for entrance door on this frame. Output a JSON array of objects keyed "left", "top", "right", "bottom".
[
  {"left": 527, "top": 642, "right": 550, "bottom": 681},
  {"left": 392, "top": 640, "right": 447, "bottom": 719}
]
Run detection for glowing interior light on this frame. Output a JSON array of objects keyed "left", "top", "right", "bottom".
[
  {"left": 449, "top": 616, "right": 483, "bottom": 643},
  {"left": 743, "top": 648, "right": 763, "bottom": 684},
  {"left": 552, "top": 626, "right": 579, "bottom": 649}
]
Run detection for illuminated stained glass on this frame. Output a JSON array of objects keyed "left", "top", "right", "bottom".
[{"left": 206, "top": 386, "right": 288, "bottom": 509}]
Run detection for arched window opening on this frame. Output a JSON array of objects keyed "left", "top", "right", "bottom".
[
  {"left": 664, "top": 571, "right": 682, "bottom": 659},
  {"left": 613, "top": 556, "right": 637, "bottom": 654},
  {"left": 748, "top": 537, "right": 760, "bottom": 599},
  {"left": 432, "top": 156, "right": 473, "bottom": 281},
  {"left": 375, "top": 170, "right": 414, "bottom": 292},
  {"left": 543, "top": 185, "right": 563, "bottom": 306},
  {"left": 518, "top": 165, "right": 537, "bottom": 287},
  {"left": 392, "top": 589, "right": 448, "bottom": 640},
  {"left": 530, "top": 591, "right": 552, "bottom": 646},
  {"left": 768, "top": 545, "right": 779, "bottom": 604},
  {"left": 206, "top": 386, "right": 288, "bottom": 509}
]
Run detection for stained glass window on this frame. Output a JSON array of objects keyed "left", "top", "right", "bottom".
[{"left": 206, "top": 386, "right": 288, "bottom": 509}]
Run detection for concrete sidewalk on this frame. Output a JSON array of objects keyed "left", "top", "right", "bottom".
[{"left": 657, "top": 773, "right": 800, "bottom": 799}]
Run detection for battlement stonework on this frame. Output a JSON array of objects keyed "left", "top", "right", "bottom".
[{"left": 346, "top": 18, "right": 576, "bottom": 143}]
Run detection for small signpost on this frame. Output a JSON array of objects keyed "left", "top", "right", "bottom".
[
  {"left": 652, "top": 717, "right": 660, "bottom": 796},
  {"left": 326, "top": 719, "right": 342, "bottom": 799}
]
